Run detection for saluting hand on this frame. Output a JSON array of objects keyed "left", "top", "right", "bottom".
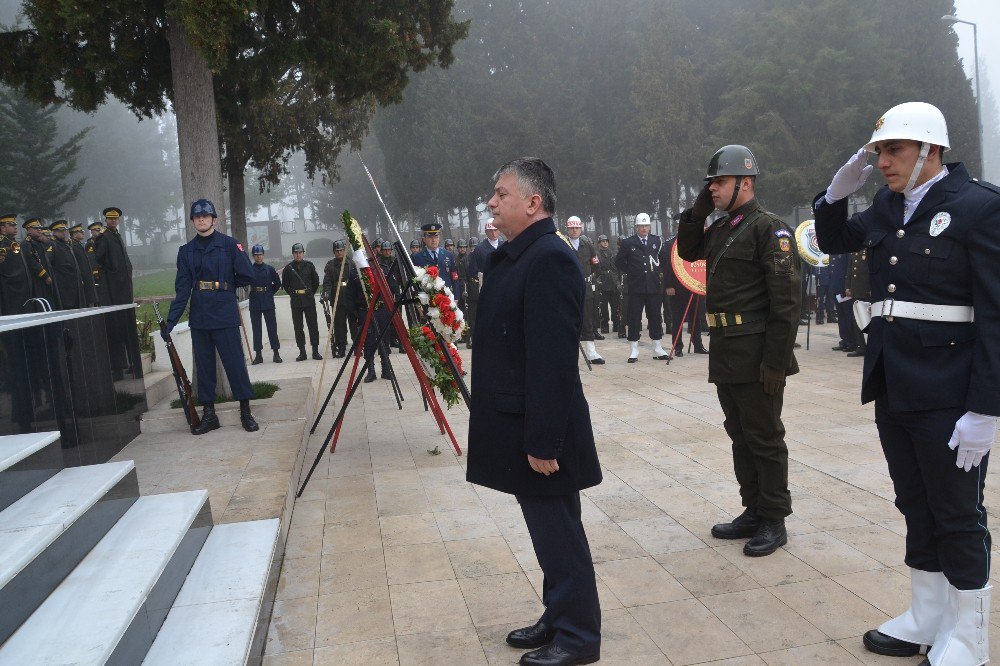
[
  {"left": 690, "top": 183, "right": 714, "bottom": 222},
  {"left": 528, "top": 454, "right": 559, "bottom": 476},
  {"left": 826, "top": 148, "right": 874, "bottom": 203}
]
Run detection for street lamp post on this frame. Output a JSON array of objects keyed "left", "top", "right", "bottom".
[{"left": 942, "top": 14, "right": 984, "bottom": 177}]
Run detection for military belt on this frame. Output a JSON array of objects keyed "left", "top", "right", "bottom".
[
  {"left": 252, "top": 286, "right": 270, "bottom": 292},
  {"left": 292, "top": 289, "right": 307, "bottom": 295},
  {"left": 197, "top": 281, "right": 231, "bottom": 291},
  {"left": 705, "top": 309, "right": 768, "bottom": 328}
]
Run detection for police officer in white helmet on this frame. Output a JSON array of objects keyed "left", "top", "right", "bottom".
[{"left": 814, "top": 102, "right": 1000, "bottom": 666}]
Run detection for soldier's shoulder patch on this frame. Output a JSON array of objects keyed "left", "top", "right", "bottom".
[{"left": 774, "top": 229, "right": 792, "bottom": 238}]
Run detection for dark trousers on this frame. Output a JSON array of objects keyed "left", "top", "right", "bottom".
[
  {"left": 716, "top": 382, "right": 791, "bottom": 521},
  {"left": 291, "top": 303, "right": 319, "bottom": 349},
  {"left": 580, "top": 288, "right": 597, "bottom": 341},
  {"left": 249, "top": 308, "right": 279, "bottom": 351},
  {"left": 332, "top": 303, "right": 350, "bottom": 352},
  {"left": 836, "top": 298, "right": 854, "bottom": 347},
  {"left": 626, "top": 291, "right": 663, "bottom": 341},
  {"left": 363, "top": 307, "right": 391, "bottom": 369},
  {"left": 598, "top": 289, "right": 619, "bottom": 331},
  {"left": 517, "top": 493, "right": 601, "bottom": 653},
  {"left": 876, "top": 400, "right": 990, "bottom": 590},
  {"left": 466, "top": 298, "right": 478, "bottom": 337},
  {"left": 191, "top": 327, "right": 253, "bottom": 404},
  {"left": 815, "top": 284, "right": 835, "bottom": 320},
  {"left": 669, "top": 293, "right": 704, "bottom": 350}
]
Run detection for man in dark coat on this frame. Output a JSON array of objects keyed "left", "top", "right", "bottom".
[
  {"left": 69, "top": 223, "right": 97, "bottom": 307},
  {"left": 814, "top": 102, "right": 999, "bottom": 664},
  {"left": 281, "top": 242, "right": 322, "bottom": 361},
  {"left": 248, "top": 244, "right": 283, "bottom": 364},
  {"left": 93, "top": 207, "right": 133, "bottom": 305},
  {"left": 828, "top": 253, "right": 855, "bottom": 352},
  {"left": 614, "top": 213, "right": 669, "bottom": 362},
  {"left": 47, "top": 220, "right": 86, "bottom": 310},
  {"left": 22, "top": 217, "right": 58, "bottom": 309},
  {"left": 0, "top": 213, "right": 32, "bottom": 315},
  {"left": 86, "top": 222, "right": 108, "bottom": 306},
  {"left": 468, "top": 157, "right": 602, "bottom": 666}
]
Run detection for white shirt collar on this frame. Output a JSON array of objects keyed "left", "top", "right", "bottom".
[
  {"left": 488, "top": 238, "right": 499, "bottom": 249},
  {"left": 904, "top": 166, "right": 949, "bottom": 225},
  {"left": 570, "top": 237, "right": 580, "bottom": 250}
]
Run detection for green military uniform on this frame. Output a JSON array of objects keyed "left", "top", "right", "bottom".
[
  {"left": 678, "top": 197, "right": 801, "bottom": 522},
  {"left": 596, "top": 240, "right": 621, "bottom": 333},
  {"left": 570, "top": 235, "right": 600, "bottom": 341}
]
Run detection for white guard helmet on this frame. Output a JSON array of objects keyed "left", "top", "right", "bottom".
[
  {"left": 566, "top": 215, "right": 583, "bottom": 228},
  {"left": 635, "top": 213, "right": 651, "bottom": 226},
  {"left": 865, "top": 102, "right": 949, "bottom": 193}
]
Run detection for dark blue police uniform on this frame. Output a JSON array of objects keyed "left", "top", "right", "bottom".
[
  {"left": 828, "top": 253, "right": 854, "bottom": 349},
  {"left": 814, "top": 162, "right": 1000, "bottom": 590},
  {"left": 249, "top": 260, "right": 282, "bottom": 352},
  {"left": 166, "top": 230, "right": 255, "bottom": 404},
  {"left": 412, "top": 247, "right": 458, "bottom": 291}
]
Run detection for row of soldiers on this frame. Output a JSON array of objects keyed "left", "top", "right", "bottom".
[{"left": 0, "top": 208, "right": 134, "bottom": 316}]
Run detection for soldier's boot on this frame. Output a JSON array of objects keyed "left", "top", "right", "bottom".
[
  {"left": 312, "top": 345, "right": 322, "bottom": 360},
  {"left": 653, "top": 340, "right": 670, "bottom": 360},
  {"left": 594, "top": 330, "right": 605, "bottom": 340},
  {"left": 336, "top": 345, "right": 346, "bottom": 358},
  {"left": 863, "top": 569, "right": 947, "bottom": 657},
  {"left": 239, "top": 399, "right": 259, "bottom": 433},
  {"left": 627, "top": 341, "right": 639, "bottom": 364},
  {"left": 296, "top": 346, "right": 307, "bottom": 362},
  {"left": 363, "top": 365, "right": 377, "bottom": 383},
  {"left": 710, "top": 508, "right": 761, "bottom": 539},
  {"left": 380, "top": 358, "right": 392, "bottom": 379},
  {"left": 252, "top": 351, "right": 263, "bottom": 365},
  {"left": 582, "top": 341, "right": 605, "bottom": 365},
  {"left": 743, "top": 519, "right": 787, "bottom": 557},
  {"left": 192, "top": 403, "right": 221, "bottom": 436},
  {"left": 273, "top": 350, "right": 283, "bottom": 363}
]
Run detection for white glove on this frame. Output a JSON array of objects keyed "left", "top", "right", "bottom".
[
  {"left": 824, "top": 148, "right": 874, "bottom": 203},
  {"left": 948, "top": 412, "right": 998, "bottom": 472}
]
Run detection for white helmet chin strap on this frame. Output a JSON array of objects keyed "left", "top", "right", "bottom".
[{"left": 903, "top": 142, "right": 930, "bottom": 194}]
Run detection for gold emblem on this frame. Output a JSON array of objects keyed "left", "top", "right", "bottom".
[
  {"left": 779, "top": 238, "right": 791, "bottom": 253},
  {"left": 12, "top": 241, "right": 20, "bottom": 253},
  {"left": 874, "top": 116, "right": 885, "bottom": 131}
]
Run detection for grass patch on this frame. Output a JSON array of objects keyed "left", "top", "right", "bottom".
[
  {"left": 133, "top": 269, "right": 177, "bottom": 298},
  {"left": 170, "top": 381, "right": 280, "bottom": 409}
]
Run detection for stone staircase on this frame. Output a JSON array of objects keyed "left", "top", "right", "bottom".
[{"left": 0, "top": 432, "right": 279, "bottom": 665}]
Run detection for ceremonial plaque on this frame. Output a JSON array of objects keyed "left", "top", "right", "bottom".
[
  {"left": 670, "top": 239, "right": 706, "bottom": 296},
  {"left": 795, "top": 219, "right": 829, "bottom": 267}
]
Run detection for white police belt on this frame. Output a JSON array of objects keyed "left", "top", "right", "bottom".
[{"left": 866, "top": 299, "right": 974, "bottom": 324}]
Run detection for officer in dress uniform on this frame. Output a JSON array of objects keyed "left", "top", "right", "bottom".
[
  {"left": 0, "top": 213, "right": 33, "bottom": 315},
  {"left": 69, "top": 223, "right": 97, "bottom": 307},
  {"left": 281, "top": 242, "right": 322, "bottom": 361},
  {"left": 163, "top": 199, "right": 258, "bottom": 434},
  {"left": 455, "top": 238, "right": 470, "bottom": 314},
  {"left": 248, "top": 244, "right": 282, "bottom": 365},
  {"left": 614, "top": 213, "right": 670, "bottom": 362},
  {"left": 86, "top": 222, "right": 107, "bottom": 306},
  {"left": 595, "top": 234, "right": 620, "bottom": 335},
  {"left": 47, "top": 220, "right": 86, "bottom": 310},
  {"left": 412, "top": 222, "right": 459, "bottom": 291},
  {"left": 565, "top": 215, "right": 605, "bottom": 365},
  {"left": 377, "top": 240, "right": 402, "bottom": 359},
  {"left": 93, "top": 207, "right": 133, "bottom": 305},
  {"left": 21, "top": 217, "right": 58, "bottom": 309},
  {"left": 677, "top": 144, "right": 801, "bottom": 557},
  {"left": 466, "top": 220, "right": 503, "bottom": 349},
  {"left": 814, "top": 102, "right": 1000, "bottom": 666},
  {"left": 321, "top": 240, "right": 357, "bottom": 358}
]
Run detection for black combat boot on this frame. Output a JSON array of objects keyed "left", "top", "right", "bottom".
[
  {"left": 192, "top": 403, "right": 220, "bottom": 436},
  {"left": 296, "top": 346, "right": 307, "bottom": 361},
  {"left": 711, "top": 508, "right": 761, "bottom": 539},
  {"left": 239, "top": 399, "right": 259, "bottom": 432},
  {"left": 594, "top": 331, "right": 605, "bottom": 340},
  {"left": 380, "top": 358, "right": 391, "bottom": 380},
  {"left": 743, "top": 519, "right": 787, "bottom": 557},
  {"left": 312, "top": 345, "right": 322, "bottom": 360},
  {"left": 273, "top": 350, "right": 282, "bottom": 363},
  {"left": 252, "top": 351, "right": 263, "bottom": 365},
  {"left": 693, "top": 343, "right": 709, "bottom": 354},
  {"left": 363, "top": 365, "right": 377, "bottom": 383}
]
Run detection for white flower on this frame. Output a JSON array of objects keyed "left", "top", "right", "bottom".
[
  {"left": 455, "top": 309, "right": 464, "bottom": 322},
  {"left": 413, "top": 267, "right": 426, "bottom": 279},
  {"left": 428, "top": 307, "right": 440, "bottom": 319},
  {"left": 433, "top": 277, "right": 445, "bottom": 290},
  {"left": 417, "top": 292, "right": 429, "bottom": 305}
]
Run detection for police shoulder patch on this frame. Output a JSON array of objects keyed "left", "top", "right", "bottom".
[
  {"left": 774, "top": 229, "right": 792, "bottom": 238},
  {"left": 779, "top": 238, "right": 791, "bottom": 253}
]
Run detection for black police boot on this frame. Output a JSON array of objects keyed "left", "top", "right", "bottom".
[
  {"left": 711, "top": 508, "right": 760, "bottom": 539},
  {"left": 743, "top": 519, "right": 787, "bottom": 557},
  {"left": 519, "top": 643, "right": 600, "bottom": 666},
  {"left": 380, "top": 359, "right": 391, "bottom": 379},
  {"left": 296, "top": 346, "right": 307, "bottom": 361},
  {"left": 192, "top": 403, "right": 220, "bottom": 436},
  {"left": 239, "top": 399, "right": 259, "bottom": 432},
  {"left": 594, "top": 331, "right": 605, "bottom": 340},
  {"left": 252, "top": 351, "right": 263, "bottom": 365},
  {"left": 693, "top": 343, "right": 709, "bottom": 354},
  {"left": 363, "top": 366, "right": 377, "bottom": 383},
  {"left": 862, "top": 630, "right": 924, "bottom": 657},
  {"left": 312, "top": 345, "right": 322, "bottom": 360},
  {"left": 506, "top": 621, "right": 556, "bottom": 649},
  {"left": 273, "top": 350, "right": 282, "bottom": 363}
]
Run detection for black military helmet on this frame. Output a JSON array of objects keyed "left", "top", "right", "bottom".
[
  {"left": 332, "top": 240, "right": 345, "bottom": 251},
  {"left": 704, "top": 144, "right": 759, "bottom": 181},
  {"left": 469, "top": 236, "right": 479, "bottom": 245},
  {"left": 409, "top": 239, "right": 421, "bottom": 249},
  {"left": 597, "top": 234, "right": 609, "bottom": 242},
  {"left": 444, "top": 238, "right": 454, "bottom": 246},
  {"left": 291, "top": 242, "right": 305, "bottom": 253},
  {"left": 457, "top": 239, "right": 468, "bottom": 248},
  {"left": 380, "top": 241, "right": 392, "bottom": 251},
  {"left": 374, "top": 237, "right": 384, "bottom": 247}
]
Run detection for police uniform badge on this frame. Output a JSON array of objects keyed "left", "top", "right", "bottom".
[
  {"left": 779, "top": 238, "right": 791, "bottom": 253},
  {"left": 929, "top": 212, "right": 951, "bottom": 237},
  {"left": 874, "top": 117, "right": 885, "bottom": 131}
]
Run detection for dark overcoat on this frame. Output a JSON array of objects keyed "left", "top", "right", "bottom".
[
  {"left": 94, "top": 227, "right": 134, "bottom": 305},
  {"left": 466, "top": 217, "right": 602, "bottom": 496}
]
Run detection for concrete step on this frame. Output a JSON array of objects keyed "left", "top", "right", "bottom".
[
  {"left": 0, "top": 460, "right": 139, "bottom": 643},
  {"left": 0, "top": 432, "right": 63, "bottom": 512},
  {"left": 144, "top": 519, "right": 280, "bottom": 666},
  {"left": 0, "top": 490, "right": 212, "bottom": 665}
]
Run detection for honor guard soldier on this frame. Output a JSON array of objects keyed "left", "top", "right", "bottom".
[
  {"left": 595, "top": 234, "right": 621, "bottom": 335},
  {"left": 377, "top": 240, "right": 402, "bottom": 354},
  {"left": 455, "top": 238, "right": 470, "bottom": 317},
  {"left": 0, "top": 213, "right": 32, "bottom": 315},
  {"left": 47, "top": 220, "right": 86, "bottom": 310},
  {"left": 68, "top": 223, "right": 97, "bottom": 306},
  {"left": 86, "top": 222, "right": 107, "bottom": 305},
  {"left": 413, "top": 222, "right": 459, "bottom": 291},
  {"left": 444, "top": 238, "right": 455, "bottom": 254},
  {"left": 163, "top": 199, "right": 258, "bottom": 434},
  {"left": 566, "top": 215, "right": 605, "bottom": 365},
  {"left": 93, "top": 207, "right": 133, "bottom": 305},
  {"left": 345, "top": 256, "right": 392, "bottom": 384},
  {"left": 614, "top": 213, "right": 669, "bottom": 362},
  {"left": 466, "top": 220, "right": 503, "bottom": 348},
  {"left": 408, "top": 238, "right": 421, "bottom": 256},
  {"left": 248, "top": 244, "right": 282, "bottom": 365},
  {"left": 814, "top": 102, "right": 1000, "bottom": 666},
  {"left": 321, "top": 240, "right": 357, "bottom": 358},
  {"left": 22, "top": 217, "right": 58, "bottom": 309},
  {"left": 677, "top": 144, "right": 801, "bottom": 557},
  {"left": 282, "top": 242, "right": 322, "bottom": 361}
]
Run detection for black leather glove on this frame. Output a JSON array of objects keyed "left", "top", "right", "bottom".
[
  {"left": 690, "top": 183, "right": 715, "bottom": 222},
  {"left": 160, "top": 322, "right": 173, "bottom": 342},
  {"left": 761, "top": 364, "right": 786, "bottom": 396}
]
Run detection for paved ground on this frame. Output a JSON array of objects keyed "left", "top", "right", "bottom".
[{"left": 258, "top": 322, "right": 999, "bottom": 665}]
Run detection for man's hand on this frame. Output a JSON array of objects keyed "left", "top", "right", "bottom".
[
  {"left": 845, "top": 288, "right": 852, "bottom": 298},
  {"left": 665, "top": 288, "right": 676, "bottom": 297},
  {"left": 690, "top": 183, "right": 714, "bottom": 222},
  {"left": 761, "top": 364, "right": 786, "bottom": 396},
  {"left": 948, "top": 412, "right": 997, "bottom": 472},
  {"left": 825, "top": 148, "right": 873, "bottom": 203},
  {"left": 528, "top": 454, "right": 559, "bottom": 476},
  {"left": 159, "top": 323, "right": 172, "bottom": 342}
]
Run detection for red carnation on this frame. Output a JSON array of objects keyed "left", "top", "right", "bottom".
[
  {"left": 426, "top": 266, "right": 439, "bottom": 278},
  {"left": 421, "top": 326, "right": 432, "bottom": 335}
]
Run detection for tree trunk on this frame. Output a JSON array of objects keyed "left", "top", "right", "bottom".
[
  {"left": 468, "top": 201, "right": 479, "bottom": 236},
  {"left": 166, "top": 17, "right": 232, "bottom": 400},
  {"left": 228, "top": 167, "right": 248, "bottom": 247}
]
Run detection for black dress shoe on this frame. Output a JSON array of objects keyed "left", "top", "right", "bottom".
[
  {"left": 693, "top": 345, "right": 709, "bottom": 354},
  {"left": 239, "top": 400, "right": 259, "bottom": 432},
  {"left": 363, "top": 369, "right": 377, "bottom": 383},
  {"left": 617, "top": 332, "right": 626, "bottom": 339},
  {"left": 273, "top": 350, "right": 282, "bottom": 363},
  {"left": 519, "top": 643, "right": 600, "bottom": 666},
  {"left": 590, "top": 358, "right": 605, "bottom": 365},
  {"left": 862, "top": 629, "right": 924, "bottom": 657},
  {"left": 506, "top": 621, "right": 555, "bottom": 649},
  {"left": 711, "top": 508, "right": 760, "bottom": 539},
  {"left": 627, "top": 357, "right": 637, "bottom": 364},
  {"left": 593, "top": 332, "right": 605, "bottom": 340},
  {"left": 743, "top": 519, "right": 787, "bottom": 556},
  {"left": 312, "top": 347, "right": 323, "bottom": 360},
  {"left": 296, "top": 348, "right": 307, "bottom": 361},
  {"left": 192, "top": 405, "right": 220, "bottom": 436},
  {"left": 846, "top": 349, "right": 866, "bottom": 357},
  {"left": 831, "top": 344, "right": 851, "bottom": 351},
  {"left": 673, "top": 348, "right": 684, "bottom": 358}
]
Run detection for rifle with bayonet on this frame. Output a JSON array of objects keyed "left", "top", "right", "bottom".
[{"left": 152, "top": 302, "right": 200, "bottom": 433}]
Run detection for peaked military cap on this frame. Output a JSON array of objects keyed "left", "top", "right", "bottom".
[
  {"left": 102, "top": 207, "right": 122, "bottom": 219},
  {"left": 22, "top": 217, "right": 43, "bottom": 229},
  {"left": 88, "top": 221, "right": 105, "bottom": 231},
  {"left": 421, "top": 222, "right": 442, "bottom": 235},
  {"left": 49, "top": 220, "right": 69, "bottom": 231},
  {"left": 0, "top": 213, "right": 17, "bottom": 224},
  {"left": 68, "top": 223, "right": 84, "bottom": 233}
]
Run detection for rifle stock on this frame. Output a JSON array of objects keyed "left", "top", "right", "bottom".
[{"left": 152, "top": 303, "right": 200, "bottom": 432}]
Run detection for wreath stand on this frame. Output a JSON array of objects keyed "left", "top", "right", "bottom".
[
  {"left": 668, "top": 292, "right": 702, "bottom": 361},
  {"left": 296, "top": 236, "right": 463, "bottom": 498}
]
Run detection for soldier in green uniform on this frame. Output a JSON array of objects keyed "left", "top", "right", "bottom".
[
  {"left": 677, "top": 144, "right": 802, "bottom": 557},
  {"left": 85, "top": 222, "right": 106, "bottom": 306},
  {"left": 48, "top": 220, "right": 87, "bottom": 309},
  {"left": 0, "top": 213, "right": 33, "bottom": 315},
  {"left": 22, "top": 217, "right": 59, "bottom": 309},
  {"left": 566, "top": 215, "right": 605, "bottom": 364},
  {"left": 321, "top": 240, "right": 357, "bottom": 358},
  {"left": 282, "top": 242, "right": 322, "bottom": 361},
  {"left": 595, "top": 234, "right": 620, "bottom": 335}
]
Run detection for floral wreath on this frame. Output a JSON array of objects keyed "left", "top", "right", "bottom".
[
  {"left": 341, "top": 210, "right": 372, "bottom": 302},
  {"left": 408, "top": 265, "right": 467, "bottom": 408}
]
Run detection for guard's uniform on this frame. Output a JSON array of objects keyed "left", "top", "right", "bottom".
[
  {"left": 282, "top": 259, "right": 321, "bottom": 352},
  {"left": 166, "top": 230, "right": 255, "bottom": 404},
  {"left": 569, "top": 236, "right": 600, "bottom": 341},
  {"left": 248, "top": 260, "right": 282, "bottom": 353},
  {"left": 85, "top": 225, "right": 108, "bottom": 306},
  {"left": 595, "top": 243, "right": 620, "bottom": 333},
  {"left": 814, "top": 161, "right": 1000, "bottom": 591},
  {"left": 678, "top": 198, "right": 801, "bottom": 520},
  {"left": 322, "top": 256, "right": 357, "bottom": 355},
  {"left": 0, "top": 231, "right": 32, "bottom": 315},
  {"left": 614, "top": 233, "right": 664, "bottom": 342},
  {"left": 846, "top": 249, "right": 870, "bottom": 352}
]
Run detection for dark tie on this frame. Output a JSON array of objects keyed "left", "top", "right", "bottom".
[
  {"left": 641, "top": 238, "right": 647, "bottom": 247},
  {"left": 432, "top": 251, "right": 437, "bottom": 261}
]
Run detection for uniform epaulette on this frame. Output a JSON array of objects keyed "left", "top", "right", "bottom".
[{"left": 970, "top": 178, "right": 1000, "bottom": 196}]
